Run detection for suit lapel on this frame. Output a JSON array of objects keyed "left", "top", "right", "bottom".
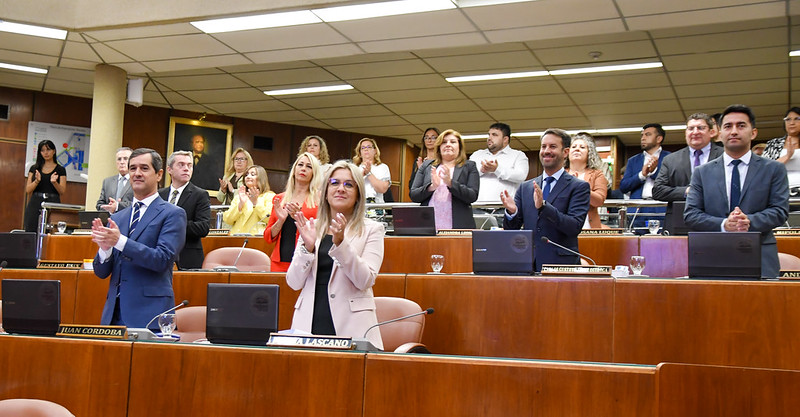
[
  {"left": 709, "top": 158, "right": 729, "bottom": 206},
  {"left": 178, "top": 185, "right": 192, "bottom": 206},
  {"left": 677, "top": 147, "right": 692, "bottom": 183},
  {"left": 547, "top": 173, "right": 570, "bottom": 202},
  {"left": 739, "top": 155, "right": 762, "bottom": 202}
]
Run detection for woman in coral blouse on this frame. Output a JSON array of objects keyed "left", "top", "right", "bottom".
[{"left": 566, "top": 133, "right": 608, "bottom": 229}]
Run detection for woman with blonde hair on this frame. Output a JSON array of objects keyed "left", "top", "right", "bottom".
[
  {"left": 264, "top": 153, "right": 321, "bottom": 272},
  {"left": 298, "top": 135, "right": 331, "bottom": 173},
  {"left": 217, "top": 148, "right": 253, "bottom": 205},
  {"left": 286, "top": 160, "right": 384, "bottom": 350},
  {"left": 353, "top": 138, "right": 391, "bottom": 203},
  {"left": 566, "top": 133, "right": 608, "bottom": 228},
  {"left": 222, "top": 164, "right": 275, "bottom": 235}
]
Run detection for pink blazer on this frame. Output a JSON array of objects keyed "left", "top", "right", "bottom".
[{"left": 286, "top": 219, "right": 385, "bottom": 350}]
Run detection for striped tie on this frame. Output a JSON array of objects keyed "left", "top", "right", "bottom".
[
  {"left": 129, "top": 202, "right": 143, "bottom": 236},
  {"left": 169, "top": 189, "right": 179, "bottom": 205}
]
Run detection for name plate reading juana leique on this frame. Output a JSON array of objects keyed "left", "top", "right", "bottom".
[
  {"left": 267, "top": 333, "right": 353, "bottom": 350},
  {"left": 780, "top": 270, "right": 800, "bottom": 279},
  {"left": 56, "top": 324, "right": 127, "bottom": 339},
  {"left": 38, "top": 260, "right": 83, "bottom": 269},
  {"left": 540, "top": 264, "right": 612, "bottom": 276},
  {"left": 579, "top": 228, "right": 625, "bottom": 235},
  {"left": 774, "top": 229, "right": 800, "bottom": 235}
]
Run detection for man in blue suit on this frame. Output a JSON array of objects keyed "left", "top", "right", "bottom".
[
  {"left": 619, "top": 123, "right": 670, "bottom": 230},
  {"left": 92, "top": 148, "right": 187, "bottom": 328},
  {"left": 501, "top": 128, "right": 590, "bottom": 271},
  {"left": 685, "top": 104, "right": 789, "bottom": 278}
]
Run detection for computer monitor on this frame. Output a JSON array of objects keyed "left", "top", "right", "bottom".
[
  {"left": 392, "top": 206, "right": 436, "bottom": 236},
  {"left": 78, "top": 211, "right": 110, "bottom": 229},
  {"left": 1, "top": 279, "right": 61, "bottom": 335},
  {"left": 0, "top": 232, "right": 38, "bottom": 268},
  {"left": 472, "top": 230, "right": 535, "bottom": 275},
  {"left": 688, "top": 231, "right": 761, "bottom": 279},
  {"left": 206, "top": 283, "right": 279, "bottom": 346}
]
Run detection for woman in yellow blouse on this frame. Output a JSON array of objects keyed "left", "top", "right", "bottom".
[{"left": 222, "top": 165, "right": 276, "bottom": 235}]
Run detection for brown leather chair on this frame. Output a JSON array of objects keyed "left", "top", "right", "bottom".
[
  {"left": 778, "top": 252, "right": 800, "bottom": 277},
  {"left": 174, "top": 306, "right": 207, "bottom": 343},
  {"left": 202, "top": 247, "right": 270, "bottom": 272},
  {"left": 0, "top": 399, "right": 75, "bottom": 417},
  {"left": 0, "top": 300, "right": 3, "bottom": 333},
  {"left": 374, "top": 297, "right": 429, "bottom": 353}
]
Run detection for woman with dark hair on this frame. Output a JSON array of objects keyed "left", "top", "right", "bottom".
[
  {"left": 217, "top": 148, "right": 254, "bottom": 205},
  {"left": 408, "top": 127, "right": 439, "bottom": 191},
  {"left": 353, "top": 138, "right": 391, "bottom": 203},
  {"left": 410, "top": 129, "right": 480, "bottom": 229},
  {"left": 763, "top": 107, "right": 800, "bottom": 193},
  {"left": 24, "top": 140, "right": 67, "bottom": 232},
  {"left": 286, "top": 160, "right": 384, "bottom": 349}
]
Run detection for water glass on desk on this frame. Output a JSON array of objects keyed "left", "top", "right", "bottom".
[
  {"left": 630, "top": 256, "right": 646, "bottom": 276},
  {"left": 647, "top": 220, "right": 660, "bottom": 235},
  {"left": 431, "top": 254, "right": 444, "bottom": 274},
  {"left": 57, "top": 221, "right": 67, "bottom": 234},
  {"left": 158, "top": 313, "right": 176, "bottom": 336}
]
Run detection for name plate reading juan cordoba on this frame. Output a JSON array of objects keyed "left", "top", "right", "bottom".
[
  {"left": 267, "top": 333, "right": 353, "bottom": 350},
  {"left": 56, "top": 324, "right": 127, "bottom": 339}
]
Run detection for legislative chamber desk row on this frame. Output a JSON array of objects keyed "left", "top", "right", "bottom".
[{"left": 42, "top": 233, "right": 800, "bottom": 277}]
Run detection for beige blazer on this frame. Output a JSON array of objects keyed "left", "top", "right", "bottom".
[{"left": 286, "top": 218, "right": 385, "bottom": 350}]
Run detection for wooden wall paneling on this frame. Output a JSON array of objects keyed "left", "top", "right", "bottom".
[
  {"left": 404, "top": 274, "right": 615, "bottom": 360},
  {"left": 373, "top": 273, "right": 406, "bottom": 298},
  {"left": 404, "top": 142, "right": 417, "bottom": 201},
  {"left": 128, "top": 344, "right": 365, "bottom": 417},
  {"left": 613, "top": 279, "right": 800, "bottom": 370},
  {"left": 123, "top": 104, "right": 171, "bottom": 154},
  {"left": 32, "top": 92, "right": 92, "bottom": 128},
  {"left": 776, "top": 235, "right": 800, "bottom": 257},
  {"left": 0, "top": 86, "right": 34, "bottom": 140},
  {"left": 382, "top": 235, "right": 473, "bottom": 274},
  {"left": 578, "top": 235, "right": 639, "bottom": 268},
  {"left": 657, "top": 363, "right": 800, "bottom": 417},
  {"left": 0, "top": 141, "right": 27, "bottom": 231},
  {"left": 234, "top": 117, "right": 293, "bottom": 171},
  {"left": 364, "top": 355, "right": 656, "bottom": 417},
  {"left": 173, "top": 271, "right": 230, "bottom": 307},
  {"left": 0, "top": 268, "right": 78, "bottom": 323},
  {"left": 0, "top": 336, "right": 132, "bottom": 417},
  {"left": 638, "top": 236, "right": 687, "bottom": 278},
  {"left": 74, "top": 269, "right": 109, "bottom": 324}
]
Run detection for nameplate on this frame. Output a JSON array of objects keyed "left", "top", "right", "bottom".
[
  {"left": 780, "top": 270, "right": 800, "bottom": 279},
  {"left": 774, "top": 229, "right": 800, "bottom": 235},
  {"left": 56, "top": 324, "right": 127, "bottom": 339},
  {"left": 580, "top": 228, "right": 624, "bottom": 235},
  {"left": 208, "top": 229, "right": 230, "bottom": 236},
  {"left": 37, "top": 260, "right": 82, "bottom": 269},
  {"left": 437, "top": 229, "right": 472, "bottom": 236},
  {"left": 267, "top": 333, "right": 353, "bottom": 350},
  {"left": 540, "top": 264, "right": 612, "bottom": 276}
]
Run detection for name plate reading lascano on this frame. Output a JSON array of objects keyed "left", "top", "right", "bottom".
[
  {"left": 267, "top": 333, "right": 353, "bottom": 350},
  {"left": 56, "top": 324, "right": 127, "bottom": 339},
  {"left": 540, "top": 265, "right": 612, "bottom": 276}
]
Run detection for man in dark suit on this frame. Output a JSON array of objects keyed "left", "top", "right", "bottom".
[
  {"left": 685, "top": 104, "right": 789, "bottom": 278},
  {"left": 653, "top": 113, "right": 725, "bottom": 234},
  {"left": 501, "top": 128, "right": 590, "bottom": 271},
  {"left": 91, "top": 148, "right": 187, "bottom": 329},
  {"left": 619, "top": 123, "right": 671, "bottom": 230},
  {"left": 159, "top": 151, "right": 211, "bottom": 269},
  {"left": 96, "top": 147, "right": 133, "bottom": 213}
]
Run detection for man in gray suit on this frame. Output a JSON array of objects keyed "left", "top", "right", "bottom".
[
  {"left": 653, "top": 113, "right": 724, "bottom": 234},
  {"left": 96, "top": 147, "right": 134, "bottom": 213},
  {"left": 685, "top": 104, "right": 789, "bottom": 278}
]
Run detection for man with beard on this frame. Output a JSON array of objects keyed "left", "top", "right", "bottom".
[
  {"left": 619, "top": 123, "right": 671, "bottom": 230},
  {"left": 501, "top": 128, "right": 590, "bottom": 272},
  {"left": 469, "top": 122, "right": 529, "bottom": 202}
]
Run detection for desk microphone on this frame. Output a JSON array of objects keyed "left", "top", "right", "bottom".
[
  {"left": 213, "top": 239, "right": 249, "bottom": 272},
  {"left": 625, "top": 207, "right": 640, "bottom": 235},
  {"left": 126, "top": 300, "right": 189, "bottom": 341},
  {"left": 540, "top": 237, "right": 596, "bottom": 265},
  {"left": 0, "top": 260, "right": 7, "bottom": 272},
  {"left": 144, "top": 299, "right": 190, "bottom": 331},
  {"left": 362, "top": 308, "right": 434, "bottom": 339}
]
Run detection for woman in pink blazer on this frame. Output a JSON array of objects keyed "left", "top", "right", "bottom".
[{"left": 286, "top": 160, "right": 385, "bottom": 350}]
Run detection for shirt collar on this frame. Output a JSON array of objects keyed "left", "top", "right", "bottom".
[
  {"left": 133, "top": 191, "right": 160, "bottom": 208},
  {"left": 723, "top": 150, "right": 752, "bottom": 166},
  {"left": 171, "top": 182, "right": 189, "bottom": 194},
  {"left": 543, "top": 167, "right": 565, "bottom": 182},
  {"left": 644, "top": 146, "right": 662, "bottom": 159}
]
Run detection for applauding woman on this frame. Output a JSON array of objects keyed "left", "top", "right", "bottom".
[
  {"left": 222, "top": 165, "right": 275, "bottom": 235},
  {"left": 410, "top": 129, "right": 480, "bottom": 229},
  {"left": 353, "top": 138, "right": 391, "bottom": 203},
  {"left": 566, "top": 133, "right": 608, "bottom": 229},
  {"left": 25, "top": 140, "right": 67, "bottom": 232},
  {"left": 265, "top": 153, "right": 321, "bottom": 272},
  {"left": 408, "top": 127, "right": 440, "bottom": 190},
  {"left": 217, "top": 148, "right": 254, "bottom": 205},
  {"left": 286, "top": 160, "right": 385, "bottom": 350}
]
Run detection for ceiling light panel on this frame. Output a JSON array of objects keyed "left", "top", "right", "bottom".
[
  {"left": 313, "top": 0, "right": 456, "bottom": 22},
  {"left": 264, "top": 84, "right": 354, "bottom": 96},
  {"left": 190, "top": 10, "right": 321, "bottom": 33},
  {"left": 0, "top": 20, "right": 67, "bottom": 40}
]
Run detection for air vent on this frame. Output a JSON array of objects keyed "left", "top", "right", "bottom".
[
  {"left": 253, "top": 135, "right": 273, "bottom": 151},
  {"left": 0, "top": 104, "right": 9, "bottom": 121}
]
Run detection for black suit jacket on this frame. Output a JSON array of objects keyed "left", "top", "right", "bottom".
[
  {"left": 653, "top": 144, "right": 724, "bottom": 234},
  {"left": 159, "top": 182, "right": 211, "bottom": 269},
  {"left": 409, "top": 160, "right": 480, "bottom": 229}
]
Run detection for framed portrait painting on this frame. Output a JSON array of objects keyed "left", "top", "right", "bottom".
[{"left": 167, "top": 117, "right": 233, "bottom": 194}]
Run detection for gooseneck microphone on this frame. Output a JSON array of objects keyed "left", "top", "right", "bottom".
[
  {"left": 0, "top": 260, "right": 7, "bottom": 272},
  {"left": 362, "top": 308, "right": 434, "bottom": 339},
  {"left": 540, "top": 237, "right": 596, "bottom": 265},
  {"left": 213, "top": 239, "right": 249, "bottom": 272},
  {"left": 144, "top": 299, "right": 190, "bottom": 331}
]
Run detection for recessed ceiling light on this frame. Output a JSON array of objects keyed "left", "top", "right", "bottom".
[
  {"left": 0, "top": 62, "right": 48, "bottom": 74},
  {"left": 190, "top": 10, "right": 321, "bottom": 33},
  {"left": 446, "top": 70, "right": 548, "bottom": 83},
  {"left": 447, "top": 62, "right": 663, "bottom": 83},
  {"left": 264, "top": 84, "right": 354, "bottom": 96},
  {"left": 313, "top": 0, "right": 456, "bottom": 22},
  {"left": 456, "top": 0, "right": 537, "bottom": 7},
  {"left": 0, "top": 20, "right": 67, "bottom": 40},
  {"left": 790, "top": 50, "right": 800, "bottom": 57}
]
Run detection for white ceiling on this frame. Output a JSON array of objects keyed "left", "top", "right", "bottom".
[{"left": 1, "top": 0, "right": 799, "bottom": 153}]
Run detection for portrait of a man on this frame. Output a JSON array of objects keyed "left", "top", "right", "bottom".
[{"left": 168, "top": 117, "right": 232, "bottom": 192}]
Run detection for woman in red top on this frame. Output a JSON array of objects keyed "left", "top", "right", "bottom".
[{"left": 264, "top": 153, "right": 321, "bottom": 272}]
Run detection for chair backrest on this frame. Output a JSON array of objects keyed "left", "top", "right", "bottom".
[
  {"left": 778, "top": 252, "right": 800, "bottom": 273},
  {"left": 0, "top": 300, "right": 3, "bottom": 333},
  {"left": 202, "top": 247, "right": 270, "bottom": 272},
  {"left": 174, "top": 306, "right": 207, "bottom": 343},
  {"left": 374, "top": 297, "right": 425, "bottom": 351},
  {"left": 0, "top": 399, "right": 75, "bottom": 417}
]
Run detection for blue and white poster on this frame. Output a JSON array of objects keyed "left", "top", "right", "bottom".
[{"left": 25, "top": 121, "right": 91, "bottom": 183}]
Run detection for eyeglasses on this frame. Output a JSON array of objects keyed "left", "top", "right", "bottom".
[
  {"left": 424, "top": 136, "right": 437, "bottom": 141},
  {"left": 360, "top": 145, "right": 374, "bottom": 150},
  {"left": 784, "top": 117, "right": 800, "bottom": 123},
  {"left": 686, "top": 126, "right": 708, "bottom": 132},
  {"left": 329, "top": 178, "right": 355, "bottom": 189},
  {"left": 233, "top": 157, "right": 248, "bottom": 162}
]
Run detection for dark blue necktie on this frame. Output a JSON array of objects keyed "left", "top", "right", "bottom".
[
  {"left": 542, "top": 176, "right": 555, "bottom": 201},
  {"left": 129, "top": 201, "right": 143, "bottom": 236},
  {"left": 729, "top": 160, "right": 742, "bottom": 212}
]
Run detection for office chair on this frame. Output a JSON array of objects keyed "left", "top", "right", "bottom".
[
  {"left": 778, "top": 253, "right": 800, "bottom": 276},
  {"left": 0, "top": 399, "right": 75, "bottom": 417},
  {"left": 0, "top": 300, "right": 3, "bottom": 333},
  {"left": 374, "top": 297, "right": 429, "bottom": 353},
  {"left": 174, "top": 306, "right": 207, "bottom": 343},
  {"left": 202, "top": 247, "right": 270, "bottom": 272}
]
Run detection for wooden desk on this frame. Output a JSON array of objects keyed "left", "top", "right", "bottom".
[
  {"left": 0, "top": 269, "right": 78, "bottom": 323},
  {"left": 382, "top": 235, "right": 473, "bottom": 273}
]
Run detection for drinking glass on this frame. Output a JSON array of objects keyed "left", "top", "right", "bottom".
[
  {"left": 630, "top": 256, "right": 646, "bottom": 276},
  {"left": 647, "top": 220, "right": 660, "bottom": 235},
  {"left": 57, "top": 221, "right": 67, "bottom": 234},
  {"left": 431, "top": 254, "right": 444, "bottom": 274},
  {"left": 158, "top": 313, "right": 176, "bottom": 337}
]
